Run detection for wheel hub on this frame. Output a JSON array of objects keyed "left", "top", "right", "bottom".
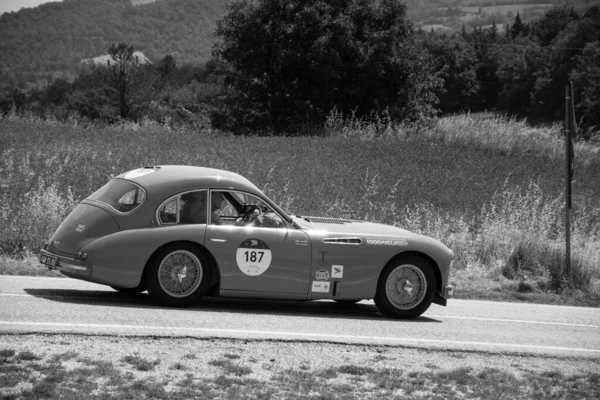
[
  {"left": 158, "top": 250, "right": 203, "bottom": 298},
  {"left": 400, "top": 280, "right": 413, "bottom": 295},
  {"left": 385, "top": 264, "right": 428, "bottom": 310},
  {"left": 177, "top": 266, "right": 187, "bottom": 283}
]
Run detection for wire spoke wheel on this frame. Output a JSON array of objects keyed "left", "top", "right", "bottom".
[
  {"left": 157, "top": 250, "right": 203, "bottom": 298},
  {"left": 385, "top": 264, "right": 427, "bottom": 310},
  {"left": 375, "top": 255, "right": 436, "bottom": 319}
]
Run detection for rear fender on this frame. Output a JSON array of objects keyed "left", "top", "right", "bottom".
[{"left": 80, "top": 225, "right": 208, "bottom": 288}]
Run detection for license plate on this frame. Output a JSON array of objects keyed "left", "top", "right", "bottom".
[{"left": 39, "top": 254, "right": 58, "bottom": 267}]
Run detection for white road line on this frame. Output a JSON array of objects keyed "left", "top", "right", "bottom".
[
  {"left": 1, "top": 321, "right": 599, "bottom": 355},
  {"left": 1, "top": 293, "right": 599, "bottom": 329},
  {"left": 427, "top": 315, "right": 600, "bottom": 329},
  {"left": 450, "top": 299, "right": 600, "bottom": 311}
]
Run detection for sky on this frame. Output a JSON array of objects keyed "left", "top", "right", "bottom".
[{"left": 0, "top": 0, "right": 63, "bottom": 16}]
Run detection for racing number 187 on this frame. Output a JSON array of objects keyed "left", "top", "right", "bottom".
[{"left": 244, "top": 251, "right": 264, "bottom": 263}]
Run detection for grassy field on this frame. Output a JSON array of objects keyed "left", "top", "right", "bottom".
[{"left": 1, "top": 112, "right": 599, "bottom": 305}]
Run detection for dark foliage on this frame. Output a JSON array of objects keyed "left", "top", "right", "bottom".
[
  {"left": 1, "top": 3, "right": 600, "bottom": 137},
  {"left": 213, "top": 0, "right": 441, "bottom": 133}
]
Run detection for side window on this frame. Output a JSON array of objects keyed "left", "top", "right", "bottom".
[
  {"left": 116, "top": 188, "right": 146, "bottom": 212},
  {"left": 210, "top": 190, "right": 284, "bottom": 228},
  {"left": 179, "top": 191, "right": 208, "bottom": 224},
  {"left": 158, "top": 198, "right": 177, "bottom": 224},
  {"left": 158, "top": 190, "right": 207, "bottom": 225}
]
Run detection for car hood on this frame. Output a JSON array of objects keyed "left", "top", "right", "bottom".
[{"left": 292, "top": 216, "right": 413, "bottom": 237}]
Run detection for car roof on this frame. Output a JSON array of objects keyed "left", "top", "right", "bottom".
[{"left": 115, "top": 166, "right": 264, "bottom": 197}]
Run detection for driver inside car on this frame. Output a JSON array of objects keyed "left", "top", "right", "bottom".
[
  {"left": 210, "top": 190, "right": 283, "bottom": 228},
  {"left": 234, "top": 206, "right": 283, "bottom": 228}
]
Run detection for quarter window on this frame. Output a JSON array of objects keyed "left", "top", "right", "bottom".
[
  {"left": 88, "top": 179, "right": 146, "bottom": 213},
  {"left": 158, "top": 198, "right": 178, "bottom": 224}
]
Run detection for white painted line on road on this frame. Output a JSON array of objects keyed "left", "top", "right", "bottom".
[
  {"left": 1, "top": 321, "right": 599, "bottom": 355},
  {"left": 427, "top": 315, "right": 600, "bottom": 329},
  {"left": 0, "top": 293, "right": 113, "bottom": 301},
  {"left": 2, "top": 293, "right": 599, "bottom": 329},
  {"left": 450, "top": 299, "right": 600, "bottom": 311}
]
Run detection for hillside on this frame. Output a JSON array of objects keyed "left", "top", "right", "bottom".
[
  {"left": 0, "top": 0, "right": 598, "bottom": 90},
  {"left": 0, "top": 0, "right": 227, "bottom": 89}
]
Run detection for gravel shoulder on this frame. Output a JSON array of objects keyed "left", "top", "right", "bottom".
[
  {"left": 3, "top": 333, "right": 598, "bottom": 378},
  {"left": 2, "top": 334, "right": 600, "bottom": 399}
]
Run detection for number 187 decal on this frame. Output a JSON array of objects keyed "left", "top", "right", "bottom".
[{"left": 236, "top": 238, "right": 272, "bottom": 276}]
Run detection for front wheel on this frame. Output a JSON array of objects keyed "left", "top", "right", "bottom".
[
  {"left": 374, "top": 255, "right": 436, "bottom": 319},
  {"left": 146, "top": 243, "right": 210, "bottom": 306}
]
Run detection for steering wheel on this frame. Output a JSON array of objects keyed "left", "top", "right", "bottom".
[{"left": 238, "top": 204, "right": 262, "bottom": 224}]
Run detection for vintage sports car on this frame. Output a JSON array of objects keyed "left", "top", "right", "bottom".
[{"left": 39, "top": 166, "right": 453, "bottom": 319}]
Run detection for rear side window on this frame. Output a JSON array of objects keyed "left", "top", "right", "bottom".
[{"left": 88, "top": 179, "right": 147, "bottom": 213}]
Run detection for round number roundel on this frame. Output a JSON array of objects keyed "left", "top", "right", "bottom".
[{"left": 236, "top": 238, "right": 272, "bottom": 276}]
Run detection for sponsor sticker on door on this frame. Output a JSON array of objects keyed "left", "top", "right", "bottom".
[
  {"left": 315, "top": 270, "right": 330, "bottom": 281},
  {"left": 331, "top": 265, "right": 343, "bottom": 278},
  {"left": 311, "top": 281, "right": 330, "bottom": 293}
]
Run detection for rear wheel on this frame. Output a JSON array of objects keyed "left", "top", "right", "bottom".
[
  {"left": 146, "top": 243, "right": 210, "bottom": 306},
  {"left": 374, "top": 255, "right": 436, "bottom": 319}
]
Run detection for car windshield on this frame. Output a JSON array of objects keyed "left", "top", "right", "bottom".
[{"left": 88, "top": 179, "right": 147, "bottom": 213}]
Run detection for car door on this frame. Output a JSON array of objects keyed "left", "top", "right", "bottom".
[{"left": 204, "top": 190, "right": 312, "bottom": 296}]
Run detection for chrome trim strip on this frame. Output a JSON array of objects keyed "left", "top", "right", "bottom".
[{"left": 322, "top": 237, "right": 362, "bottom": 245}]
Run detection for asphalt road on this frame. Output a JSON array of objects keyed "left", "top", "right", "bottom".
[{"left": 1, "top": 276, "right": 599, "bottom": 358}]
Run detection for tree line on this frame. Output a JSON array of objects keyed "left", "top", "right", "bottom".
[{"left": 1, "top": 1, "right": 599, "bottom": 137}]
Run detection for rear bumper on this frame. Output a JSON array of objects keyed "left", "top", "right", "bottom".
[
  {"left": 433, "top": 285, "right": 453, "bottom": 307},
  {"left": 39, "top": 248, "right": 92, "bottom": 277}
]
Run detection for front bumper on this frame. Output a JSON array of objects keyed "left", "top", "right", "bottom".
[{"left": 433, "top": 285, "right": 453, "bottom": 306}]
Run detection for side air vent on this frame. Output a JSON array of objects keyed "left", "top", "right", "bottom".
[
  {"left": 322, "top": 237, "right": 362, "bottom": 245},
  {"left": 304, "top": 216, "right": 363, "bottom": 225}
]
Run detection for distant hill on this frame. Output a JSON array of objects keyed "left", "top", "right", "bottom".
[
  {"left": 0, "top": 0, "right": 226, "bottom": 90},
  {"left": 0, "top": 0, "right": 598, "bottom": 90}
]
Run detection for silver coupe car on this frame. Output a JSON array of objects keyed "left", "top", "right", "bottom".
[{"left": 39, "top": 166, "right": 453, "bottom": 318}]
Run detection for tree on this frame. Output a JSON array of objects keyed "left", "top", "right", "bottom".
[
  {"left": 214, "top": 0, "right": 440, "bottom": 133},
  {"left": 105, "top": 42, "right": 158, "bottom": 120},
  {"left": 423, "top": 33, "right": 480, "bottom": 114},
  {"left": 157, "top": 54, "right": 177, "bottom": 79},
  {"left": 510, "top": 12, "right": 529, "bottom": 39},
  {"left": 465, "top": 26, "right": 503, "bottom": 110},
  {"left": 530, "top": 7, "right": 600, "bottom": 121},
  {"left": 107, "top": 43, "right": 139, "bottom": 119},
  {"left": 530, "top": 6, "right": 579, "bottom": 47},
  {"left": 570, "top": 41, "right": 600, "bottom": 136},
  {"left": 494, "top": 37, "right": 544, "bottom": 116}
]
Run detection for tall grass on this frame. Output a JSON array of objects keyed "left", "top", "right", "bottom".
[{"left": 1, "top": 112, "right": 599, "bottom": 299}]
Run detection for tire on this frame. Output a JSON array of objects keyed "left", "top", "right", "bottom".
[
  {"left": 146, "top": 243, "right": 210, "bottom": 306},
  {"left": 110, "top": 284, "right": 146, "bottom": 294},
  {"left": 374, "top": 254, "right": 437, "bottom": 319}
]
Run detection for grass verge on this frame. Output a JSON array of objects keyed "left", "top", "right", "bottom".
[{"left": 1, "top": 113, "right": 599, "bottom": 306}]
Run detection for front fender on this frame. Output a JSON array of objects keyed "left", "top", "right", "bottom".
[{"left": 81, "top": 225, "right": 208, "bottom": 287}]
